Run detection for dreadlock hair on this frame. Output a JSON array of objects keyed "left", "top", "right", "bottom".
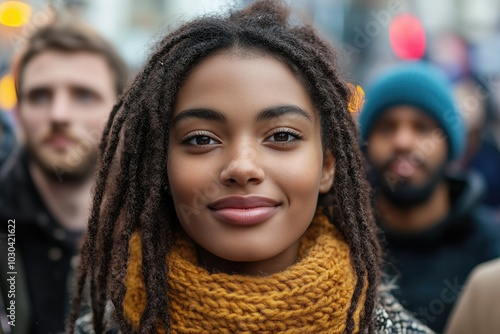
[{"left": 68, "top": 1, "right": 381, "bottom": 333}]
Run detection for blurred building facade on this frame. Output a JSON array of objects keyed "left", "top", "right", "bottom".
[{"left": 2, "top": 0, "right": 500, "bottom": 109}]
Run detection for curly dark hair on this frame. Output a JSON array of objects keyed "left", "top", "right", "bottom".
[{"left": 68, "top": 1, "right": 381, "bottom": 333}]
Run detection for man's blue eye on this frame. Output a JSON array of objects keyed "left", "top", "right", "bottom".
[
  {"left": 74, "top": 89, "right": 96, "bottom": 103},
  {"left": 28, "top": 90, "right": 51, "bottom": 105}
]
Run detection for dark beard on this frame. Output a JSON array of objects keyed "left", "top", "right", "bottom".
[
  {"left": 367, "top": 157, "right": 447, "bottom": 208},
  {"left": 26, "top": 143, "right": 97, "bottom": 184}
]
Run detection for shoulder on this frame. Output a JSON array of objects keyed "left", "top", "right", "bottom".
[
  {"left": 375, "top": 291, "right": 435, "bottom": 334},
  {"left": 465, "top": 258, "right": 500, "bottom": 293},
  {"left": 75, "top": 293, "right": 434, "bottom": 334},
  {"left": 444, "top": 258, "right": 500, "bottom": 334},
  {"left": 74, "top": 312, "right": 99, "bottom": 334},
  {"left": 74, "top": 316, "right": 120, "bottom": 334},
  {"left": 73, "top": 304, "right": 119, "bottom": 334},
  {"left": 0, "top": 148, "right": 25, "bottom": 204}
]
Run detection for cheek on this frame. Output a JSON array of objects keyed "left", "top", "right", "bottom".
[
  {"left": 19, "top": 111, "right": 47, "bottom": 141},
  {"left": 83, "top": 106, "right": 113, "bottom": 129},
  {"left": 167, "top": 156, "right": 218, "bottom": 209},
  {"left": 98, "top": 100, "right": 115, "bottom": 119},
  {"left": 428, "top": 140, "right": 448, "bottom": 167},
  {"left": 367, "top": 136, "right": 389, "bottom": 164},
  {"left": 270, "top": 147, "right": 324, "bottom": 201},
  {"left": 74, "top": 112, "right": 112, "bottom": 142},
  {"left": 84, "top": 118, "right": 106, "bottom": 136}
]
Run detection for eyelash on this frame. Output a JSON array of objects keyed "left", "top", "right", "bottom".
[
  {"left": 180, "top": 131, "right": 219, "bottom": 149},
  {"left": 179, "top": 128, "right": 304, "bottom": 149},
  {"left": 266, "top": 128, "right": 303, "bottom": 146}
]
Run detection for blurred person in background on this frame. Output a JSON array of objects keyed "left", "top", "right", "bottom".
[
  {"left": 0, "top": 110, "right": 16, "bottom": 168},
  {"left": 0, "top": 19, "right": 127, "bottom": 334},
  {"left": 444, "top": 257, "right": 500, "bottom": 334},
  {"left": 452, "top": 75, "right": 500, "bottom": 209},
  {"left": 453, "top": 77, "right": 488, "bottom": 165},
  {"left": 359, "top": 62, "right": 500, "bottom": 332}
]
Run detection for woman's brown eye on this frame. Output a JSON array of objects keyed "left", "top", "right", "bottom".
[
  {"left": 181, "top": 133, "right": 218, "bottom": 147},
  {"left": 273, "top": 133, "right": 290, "bottom": 141},
  {"left": 196, "top": 136, "right": 211, "bottom": 145}
]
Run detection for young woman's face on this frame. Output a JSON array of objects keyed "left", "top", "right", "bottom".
[{"left": 167, "top": 51, "right": 335, "bottom": 275}]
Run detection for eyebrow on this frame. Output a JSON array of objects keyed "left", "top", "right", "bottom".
[
  {"left": 21, "top": 84, "right": 104, "bottom": 100},
  {"left": 172, "top": 108, "right": 227, "bottom": 128},
  {"left": 172, "top": 105, "right": 313, "bottom": 128},
  {"left": 255, "top": 105, "right": 313, "bottom": 123}
]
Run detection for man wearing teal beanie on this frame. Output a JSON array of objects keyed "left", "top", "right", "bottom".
[
  {"left": 360, "top": 62, "right": 500, "bottom": 332},
  {"left": 360, "top": 62, "right": 465, "bottom": 161}
]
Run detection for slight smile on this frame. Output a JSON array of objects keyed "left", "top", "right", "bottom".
[{"left": 209, "top": 196, "right": 281, "bottom": 226}]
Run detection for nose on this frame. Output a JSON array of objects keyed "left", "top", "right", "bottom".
[
  {"left": 220, "top": 142, "right": 265, "bottom": 186},
  {"left": 392, "top": 125, "right": 416, "bottom": 152},
  {"left": 49, "top": 91, "right": 71, "bottom": 123}
]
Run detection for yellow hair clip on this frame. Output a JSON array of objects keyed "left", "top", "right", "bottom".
[{"left": 347, "top": 84, "right": 365, "bottom": 114}]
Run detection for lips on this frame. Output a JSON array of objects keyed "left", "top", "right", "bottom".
[
  {"left": 389, "top": 160, "right": 415, "bottom": 177},
  {"left": 45, "top": 135, "right": 75, "bottom": 149},
  {"left": 209, "top": 196, "right": 281, "bottom": 226}
]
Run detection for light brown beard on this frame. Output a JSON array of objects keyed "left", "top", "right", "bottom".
[{"left": 25, "top": 139, "right": 98, "bottom": 183}]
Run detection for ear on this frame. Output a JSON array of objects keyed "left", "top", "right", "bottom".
[{"left": 319, "top": 150, "right": 335, "bottom": 194}]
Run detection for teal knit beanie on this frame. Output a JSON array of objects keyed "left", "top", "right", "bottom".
[{"left": 359, "top": 62, "right": 465, "bottom": 161}]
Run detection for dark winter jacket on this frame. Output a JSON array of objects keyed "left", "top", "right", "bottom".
[
  {"left": 0, "top": 111, "right": 16, "bottom": 169},
  {"left": 379, "top": 172, "right": 500, "bottom": 332},
  {"left": 0, "top": 150, "right": 83, "bottom": 334}
]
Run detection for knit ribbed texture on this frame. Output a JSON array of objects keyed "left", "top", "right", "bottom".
[{"left": 123, "top": 211, "right": 364, "bottom": 333}]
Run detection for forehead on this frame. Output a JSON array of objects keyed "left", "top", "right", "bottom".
[
  {"left": 377, "top": 105, "right": 438, "bottom": 124},
  {"left": 174, "top": 51, "right": 316, "bottom": 119},
  {"left": 20, "top": 50, "right": 114, "bottom": 92}
]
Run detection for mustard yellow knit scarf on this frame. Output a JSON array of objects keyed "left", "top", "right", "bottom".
[{"left": 123, "top": 211, "right": 364, "bottom": 333}]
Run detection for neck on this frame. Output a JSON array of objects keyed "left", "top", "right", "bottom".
[
  {"left": 377, "top": 181, "right": 450, "bottom": 232},
  {"left": 196, "top": 240, "right": 301, "bottom": 276},
  {"left": 30, "top": 162, "right": 93, "bottom": 231}
]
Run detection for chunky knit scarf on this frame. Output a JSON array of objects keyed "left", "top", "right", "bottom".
[{"left": 123, "top": 210, "right": 365, "bottom": 333}]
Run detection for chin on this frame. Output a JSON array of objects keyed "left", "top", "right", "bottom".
[
  {"left": 218, "top": 243, "right": 283, "bottom": 263},
  {"left": 218, "top": 251, "right": 269, "bottom": 263},
  {"left": 405, "top": 178, "right": 429, "bottom": 188},
  {"left": 37, "top": 156, "right": 95, "bottom": 182}
]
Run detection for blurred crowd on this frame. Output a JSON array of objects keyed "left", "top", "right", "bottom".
[{"left": 0, "top": 0, "right": 500, "bottom": 334}]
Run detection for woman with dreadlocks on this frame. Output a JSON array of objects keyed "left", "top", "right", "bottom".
[{"left": 69, "top": 1, "right": 433, "bottom": 333}]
